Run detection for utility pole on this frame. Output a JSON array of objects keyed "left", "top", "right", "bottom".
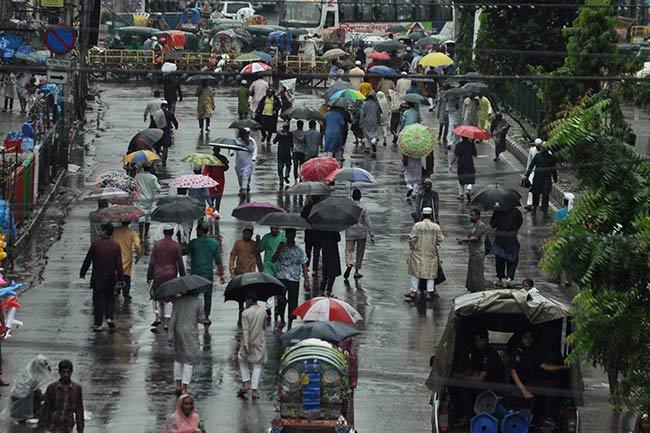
[{"left": 77, "top": 0, "right": 91, "bottom": 120}]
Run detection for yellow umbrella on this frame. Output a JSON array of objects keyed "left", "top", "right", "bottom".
[
  {"left": 123, "top": 150, "right": 161, "bottom": 164},
  {"left": 419, "top": 52, "right": 454, "bottom": 68},
  {"left": 181, "top": 153, "right": 225, "bottom": 167}
]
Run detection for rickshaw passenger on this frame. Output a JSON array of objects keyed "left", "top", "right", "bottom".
[
  {"left": 450, "top": 329, "right": 506, "bottom": 425},
  {"left": 509, "top": 329, "right": 571, "bottom": 427}
]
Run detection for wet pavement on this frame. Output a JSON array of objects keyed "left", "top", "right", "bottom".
[{"left": 0, "top": 83, "right": 630, "bottom": 432}]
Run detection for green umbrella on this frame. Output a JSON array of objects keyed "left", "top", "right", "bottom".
[
  {"left": 397, "top": 123, "right": 436, "bottom": 158},
  {"left": 235, "top": 52, "right": 261, "bottom": 62}
]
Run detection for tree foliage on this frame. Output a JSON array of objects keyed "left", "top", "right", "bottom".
[
  {"left": 538, "top": 0, "right": 640, "bottom": 121},
  {"left": 474, "top": 0, "right": 579, "bottom": 77},
  {"left": 454, "top": 3, "right": 477, "bottom": 71},
  {"left": 542, "top": 94, "right": 650, "bottom": 412}
]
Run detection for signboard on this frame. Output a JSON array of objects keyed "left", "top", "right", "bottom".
[
  {"left": 41, "top": 0, "right": 64, "bottom": 7},
  {"left": 46, "top": 58, "right": 71, "bottom": 69},
  {"left": 46, "top": 70, "right": 69, "bottom": 85},
  {"left": 43, "top": 25, "right": 77, "bottom": 55}
]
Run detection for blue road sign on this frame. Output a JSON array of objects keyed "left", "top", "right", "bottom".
[{"left": 43, "top": 25, "right": 77, "bottom": 55}]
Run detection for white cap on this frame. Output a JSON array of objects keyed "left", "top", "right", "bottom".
[
  {"left": 163, "top": 223, "right": 174, "bottom": 231},
  {"left": 422, "top": 207, "right": 433, "bottom": 215},
  {"left": 534, "top": 138, "right": 543, "bottom": 145},
  {"left": 401, "top": 71, "right": 407, "bottom": 75},
  {"left": 241, "top": 79, "right": 248, "bottom": 84},
  {"left": 243, "top": 127, "right": 251, "bottom": 132},
  {"left": 355, "top": 60, "right": 361, "bottom": 66},
  {"left": 151, "top": 36, "right": 158, "bottom": 40}
]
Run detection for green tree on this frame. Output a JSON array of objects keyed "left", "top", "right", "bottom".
[
  {"left": 474, "top": 0, "right": 579, "bottom": 77},
  {"left": 539, "top": 0, "right": 639, "bottom": 120},
  {"left": 453, "top": 2, "right": 477, "bottom": 71},
  {"left": 542, "top": 94, "right": 650, "bottom": 412}
]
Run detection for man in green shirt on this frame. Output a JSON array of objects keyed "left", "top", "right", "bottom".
[
  {"left": 188, "top": 223, "right": 225, "bottom": 329},
  {"left": 256, "top": 226, "right": 286, "bottom": 319},
  {"left": 237, "top": 79, "right": 250, "bottom": 120}
]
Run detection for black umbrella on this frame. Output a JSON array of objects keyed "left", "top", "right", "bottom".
[
  {"left": 258, "top": 212, "right": 313, "bottom": 230},
  {"left": 185, "top": 74, "right": 217, "bottom": 83},
  {"left": 151, "top": 201, "right": 205, "bottom": 223},
  {"left": 280, "top": 321, "right": 361, "bottom": 347},
  {"left": 323, "top": 80, "right": 350, "bottom": 101},
  {"left": 408, "top": 30, "right": 426, "bottom": 42},
  {"left": 386, "top": 24, "right": 406, "bottom": 33},
  {"left": 228, "top": 119, "right": 262, "bottom": 129},
  {"left": 402, "top": 93, "right": 429, "bottom": 104},
  {"left": 374, "top": 40, "right": 407, "bottom": 52},
  {"left": 156, "top": 195, "right": 203, "bottom": 207},
  {"left": 285, "top": 181, "right": 333, "bottom": 196},
  {"left": 231, "top": 201, "right": 285, "bottom": 221},
  {"left": 308, "top": 196, "right": 362, "bottom": 231},
  {"left": 128, "top": 129, "right": 163, "bottom": 152},
  {"left": 281, "top": 106, "right": 324, "bottom": 121},
  {"left": 154, "top": 275, "right": 212, "bottom": 300},
  {"left": 415, "top": 36, "right": 442, "bottom": 48},
  {"left": 471, "top": 186, "right": 522, "bottom": 211},
  {"left": 224, "top": 272, "right": 285, "bottom": 303},
  {"left": 462, "top": 81, "right": 491, "bottom": 96},
  {"left": 209, "top": 138, "right": 249, "bottom": 152}
]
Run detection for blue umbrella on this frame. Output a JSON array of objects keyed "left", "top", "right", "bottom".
[
  {"left": 251, "top": 50, "right": 273, "bottom": 64},
  {"left": 368, "top": 65, "right": 398, "bottom": 77}
]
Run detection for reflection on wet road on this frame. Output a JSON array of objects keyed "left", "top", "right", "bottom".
[{"left": 1, "top": 83, "right": 623, "bottom": 433}]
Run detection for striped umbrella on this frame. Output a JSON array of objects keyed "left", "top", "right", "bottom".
[
  {"left": 292, "top": 297, "right": 363, "bottom": 324},
  {"left": 240, "top": 62, "right": 272, "bottom": 75},
  {"left": 82, "top": 187, "right": 131, "bottom": 202}
]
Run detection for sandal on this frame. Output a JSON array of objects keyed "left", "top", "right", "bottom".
[
  {"left": 251, "top": 390, "right": 260, "bottom": 400},
  {"left": 92, "top": 327, "right": 102, "bottom": 333}
]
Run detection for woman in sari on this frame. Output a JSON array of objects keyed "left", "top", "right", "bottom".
[{"left": 163, "top": 394, "right": 203, "bottom": 433}]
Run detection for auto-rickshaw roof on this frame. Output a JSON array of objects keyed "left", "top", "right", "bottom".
[{"left": 453, "top": 288, "right": 572, "bottom": 325}]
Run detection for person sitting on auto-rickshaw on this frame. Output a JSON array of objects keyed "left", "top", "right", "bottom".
[
  {"left": 509, "top": 329, "right": 571, "bottom": 428},
  {"left": 450, "top": 329, "right": 506, "bottom": 426}
]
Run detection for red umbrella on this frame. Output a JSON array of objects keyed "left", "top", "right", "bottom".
[
  {"left": 368, "top": 51, "right": 391, "bottom": 60},
  {"left": 453, "top": 125, "right": 492, "bottom": 141},
  {"left": 299, "top": 157, "right": 341, "bottom": 182},
  {"left": 292, "top": 297, "right": 363, "bottom": 324},
  {"left": 90, "top": 205, "right": 144, "bottom": 222}
]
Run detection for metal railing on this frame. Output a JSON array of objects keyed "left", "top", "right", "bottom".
[{"left": 498, "top": 80, "right": 545, "bottom": 128}]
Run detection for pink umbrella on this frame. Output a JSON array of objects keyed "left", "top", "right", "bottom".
[
  {"left": 299, "top": 157, "right": 341, "bottom": 182},
  {"left": 231, "top": 201, "right": 285, "bottom": 222},
  {"left": 169, "top": 174, "right": 218, "bottom": 189}
]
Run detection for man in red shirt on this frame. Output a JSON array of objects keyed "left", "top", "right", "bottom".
[
  {"left": 79, "top": 223, "right": 124, "bottom": 332},
  {"left": 202, "top": 146, "right": 229, "bottom": 211}
]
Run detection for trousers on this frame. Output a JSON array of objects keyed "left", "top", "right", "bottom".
[
  {"left": 495, "top": 255, "right": 519, "bottom": 280},
  {"left": 532, "top": 191, "right": 550, "bottom": 213},
  {"left": 173, "top": 361, "right": 193, "bottom": 385},
  {"left": 203, "top": 284, "right": 213, "bottom": 319},
  {"left": 277, "top": 158, "right": 291, "bottom": 183},
  {"left": 345, "top": 239, "right": 366, "bottom": 269},
  {"left": 238, "top": 352, "right": 262, "bottom": 389},
  {"left": 292, "top": 152, "right": 305, "bottom": 180},
  {"left": 276, "top": 279, "right": 300, "bottom": 323},
  {"left": 410, "top": 275, "right": 434, "bottom": 293},
  {"left": 92, "top": 281, "right": 115, "bottom": 327},
  {"left": 154, "top": 300, "right": 173, "bottom": 319}
]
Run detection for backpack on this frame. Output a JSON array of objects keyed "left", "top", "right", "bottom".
[{"left": 484, "top": 235, "right": 492, "bottom": 255}]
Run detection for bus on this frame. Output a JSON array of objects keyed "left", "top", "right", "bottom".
[{"left": 278, "top": 0, "right": 453, "bottom": 35}]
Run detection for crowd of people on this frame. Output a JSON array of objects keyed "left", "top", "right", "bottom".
[{"left": 0, "top": 30, "right": 579, "bottom": 433}]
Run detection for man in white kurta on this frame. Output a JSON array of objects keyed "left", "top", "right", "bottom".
[
  {"left": 524, "top": 138, "right": 542, "bottom": 208},
  {"left": 238, "top": 293, "right": 268, "bottom": 399},
  {"left": 406, "top": 207, "right": 444, "bottom": 301}
]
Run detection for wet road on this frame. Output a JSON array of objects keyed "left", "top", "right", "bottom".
[{"left": 0, "top": 83, "right": 626, "bottom": 432}]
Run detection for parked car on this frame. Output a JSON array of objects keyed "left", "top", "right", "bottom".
[
  {"left": 212, "top": 1, "right": 255, "bottom": 20},
  {"left": 426, "top": 289, "right": 583, "bottom": 433}
]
